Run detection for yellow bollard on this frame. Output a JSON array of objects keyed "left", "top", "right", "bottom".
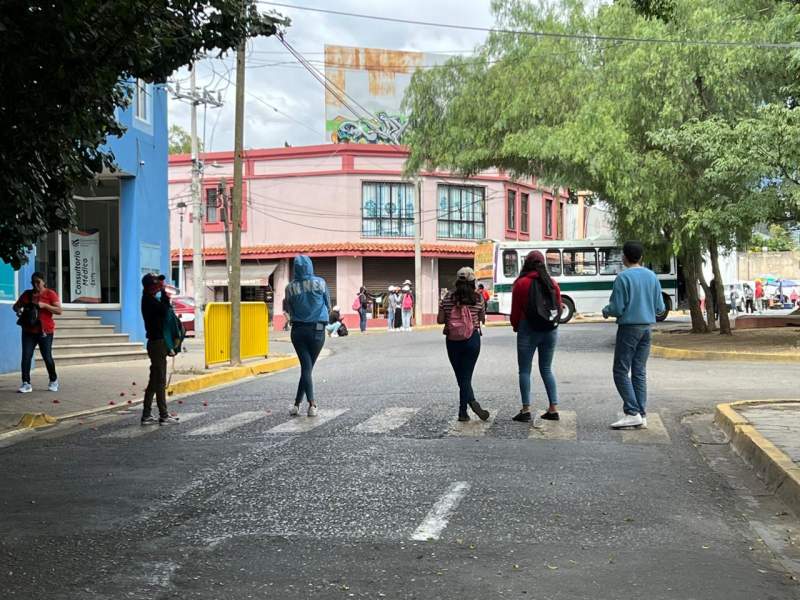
[{"left": 204, "top": 302, "right": 269, "bottom": 367}]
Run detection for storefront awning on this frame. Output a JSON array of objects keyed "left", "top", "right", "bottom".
[{"left": 204, "top": 262, "right": 278, "bottom": 287}]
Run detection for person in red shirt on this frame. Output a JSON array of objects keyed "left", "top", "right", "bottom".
[
  {"left": 12, "top": 272, "right": 62, "bottom": 393},
  {"left": 477, "top": 283, "right": 490, "bottom": 303},
  {"left": 510, "top": 251, "right": 562, "bottom": 424}
]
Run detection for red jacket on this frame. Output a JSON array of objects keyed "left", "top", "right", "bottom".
[{"left": 510, "top": 271, "right": 562, "bottom": 331}]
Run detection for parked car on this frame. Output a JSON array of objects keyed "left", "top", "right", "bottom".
[{"left": 172, "top": 296, "right": 196, "bottom": 335}]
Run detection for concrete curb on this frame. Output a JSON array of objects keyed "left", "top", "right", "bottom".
[
  {"left": 715, "top": 400, "right": 800, "bottom": 516},
  {"left": 0, "top": 355, "right": 300, "bottom": 439},
  {"left": 651, "top": 344, "right": 800, "bottom": 363}
]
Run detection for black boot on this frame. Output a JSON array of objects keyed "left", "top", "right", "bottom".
[
  {"left": 458, "top": 411, "right": 470, "bottom": 422},
  {"left": 468, "top": 400, "right": 490, "bottom": 421}
]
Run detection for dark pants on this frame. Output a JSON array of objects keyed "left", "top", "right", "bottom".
[
  {"left": 21, "top": 331, "right": 57, "bottom": 384},
  {"left": 445, "top": 331, "right": 481, "bottom": 416},
  {"left": 745, "top": 299, "right": 755, "bottom": 314},
  {"left": 613, "top": 325, "right": 652, "bottom": 417},
  {"left": 291, "top": 322, "right": 326, "bottom": 404},
  {"left": 143, "top": 339, "right": 168, "bottom": 420},
  {"left": 358, "top": 307, "right": 367, "bottom": 332}
]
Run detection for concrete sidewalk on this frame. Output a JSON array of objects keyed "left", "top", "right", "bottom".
[
  {"left": 716, "top": 400, "right": 800, "bottom": 517},
  {"left": 0, "top": 336, "right": 298, "bottom": 434}
]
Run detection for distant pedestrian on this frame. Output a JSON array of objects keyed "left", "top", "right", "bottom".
[
  {"left": 385, "top": 286, "right": 400, "bottom": 332},
  {"left": 140, "top": 273, "right": 179, "bottom": 425},
  {"left": 354, "top": 286, "right": 369, "bottom": 332},
  {"left": 285, "top": 255, "right": 330, "bottom": 417},
  {"left": 603, "top": 241, "right": 665, "bottom": 430},
  {"left": 478, "top": 283, "right": 490, "bottom": 304},
  {"left": 743, "top": 284, "right": 755, "bottom": 314},
  {"left": 755, "top": 279, "right": 765, "bottom": 313},
  {"left": 282, "top": 296, "right": 290, "bottom": 331},
  {"left": 326, "top": 305, "right": 343, "bottom": 337},
  {"left": 509, "top": 252, "right": 561, "bottom": 424},
  {"left": 401, "top": 284, "right": 414, "bottom": 331},
  {"left": 438, "top": 267, "right": 489, "bottom": 422},
  {"left": 791, "top": 288, "right": 799, "bottom": 307},
  {"left": 13, "top": 272, "right": 61, "bottom": 394},
  {"left": 728, "top": 285, "right": 739, "bottom": 314}
]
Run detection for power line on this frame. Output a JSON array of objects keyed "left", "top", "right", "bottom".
[{"left": 258, "top": 2, "right": 800, "bottom": 50}]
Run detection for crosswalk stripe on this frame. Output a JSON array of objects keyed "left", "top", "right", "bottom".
[
  {"left": 410, "top": 481, "right": 470, "bottom": 541},
  {"left": 353, "top": 407, "right": 419, "bottom": 434},
  {"left": 186, "top": 411, "right": 267, "bottom": 436},
  {"left": 528, "top": 410, "right": 577, "bottom": 441},
  {"left": 620, "top": 413, "right": 671, "bottom": 444},
  {"left": 448, "top": 413, "right": 495, "bottom": 437},
  {"left": 103, "top": 413, "right": 203, "bottom": 439},
  {"left": 267, "top": 409, "right": 348, "bottom": 434}
]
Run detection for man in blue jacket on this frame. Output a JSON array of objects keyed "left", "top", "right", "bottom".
[
  {"left": 284, "top": 255, "right": 331, "bottom": 417},
  {"left": 602, "top": 241, "right": 665, "bottom": 429}
]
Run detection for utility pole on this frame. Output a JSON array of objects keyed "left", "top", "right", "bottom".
[
  {"left": 169, "top": 68, "right": 224, "bottom": 338},
  {"left": 414, "top": 178, "right": 423, "bottom": 327},
  {"left": 229, "top": 32, "right": 246, "bottom": 366},
  {"left": 177, "top": 201, "right": 187, "bottom": 293}
]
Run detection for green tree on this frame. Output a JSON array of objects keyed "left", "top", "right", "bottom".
[
  {"left": 0, "top": 1, "right": 288, "bottom": 268},
  {"left": 404, "top": 0, "right": 798, "bottom": 334},
  {"left": 168, "top": 125, "right": 202, "bottom": 155}
]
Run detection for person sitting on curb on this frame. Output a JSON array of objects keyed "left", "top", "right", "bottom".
[{"left": 326, "top": 305, "right": 345, "bottom": 337}]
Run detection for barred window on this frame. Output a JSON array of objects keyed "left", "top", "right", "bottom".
[
  {"left": 362, "top": 182, "right": 415, "bottom": 238},
  {"left": 436, "top": 185, "right": 486, "bottom": 239}
]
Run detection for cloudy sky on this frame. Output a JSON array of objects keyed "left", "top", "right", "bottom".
[{"left": 168, "top": 1, "right": 496, "bottom": 152}]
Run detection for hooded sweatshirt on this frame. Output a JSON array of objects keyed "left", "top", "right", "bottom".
[{"left": 284, "top": 255, "right": 330, "bottom": 323}]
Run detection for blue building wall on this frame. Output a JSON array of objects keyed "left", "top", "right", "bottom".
[{"left": 0, "top": 82, "right": 169, "bottom": 373}]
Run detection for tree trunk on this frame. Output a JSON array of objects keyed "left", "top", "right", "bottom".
[
  {"left": 680, "top": 250, "right": 707, "bottom": 333},
  {"left": 708, "top": 241, "right": 732, "bottom": 335},
  {"left": 695, "top": 254, "right": 716, "bottom": 332}
]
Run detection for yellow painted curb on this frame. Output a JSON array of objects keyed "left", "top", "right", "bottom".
[
  {"left": 167, "top": 355, "right": 300, "bottom": 396},
  {"left": 16, "top": 413, "right": 58, "bottom": 429},
  {"left": 715, "top": 399, "right": 800, "bottom": 515},
  {"left": 652, "top": 344, "right": 800, "bottom": 363}
]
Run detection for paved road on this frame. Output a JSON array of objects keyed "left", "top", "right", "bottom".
[{"left": 1, "top": 323, "right": 799, "bottom": 599}]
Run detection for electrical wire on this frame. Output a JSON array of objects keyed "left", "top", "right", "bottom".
[{"left": 258, "top": 2, "right": 800, "bottom": 49}]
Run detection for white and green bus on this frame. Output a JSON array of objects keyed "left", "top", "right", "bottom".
[{"left": 474, "top": 239, "right": 677, "bottom": 323}]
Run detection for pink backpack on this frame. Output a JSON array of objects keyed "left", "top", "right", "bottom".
[
  {"left": 402, "top": 293, "right": 413, "bottom": 310},
  {"left": 447, "top": 304, "right": 474, "bottom": 341},
  {"left": 352, "top": 296, "right": 361, "bottom": 311}
]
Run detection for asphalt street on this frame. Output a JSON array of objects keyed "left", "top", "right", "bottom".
[{"left": 1, "top": 323, "right": 799, "bottom": 599}]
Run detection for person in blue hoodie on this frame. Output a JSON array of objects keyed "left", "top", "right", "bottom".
[
  {"left": 285, "top": 255, "right": 331, "bottom": 417},
  {"left": 602, "top": 241, "right": 665, "bottom": 430}
]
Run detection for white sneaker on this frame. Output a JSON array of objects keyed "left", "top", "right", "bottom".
[
  {"left": 307, "top": 404, "right": 318, "bottom": 417},
  {"left": 18, "top": 383, "right": 32, "bottom": 394},
  {"left": 610, "top": 414, "right": 643, "bottom": 429},
  {"left": 48, "top": 380, "right": 59, "bottom": 392},
  {"left": 289, "top": 404, "right": 300, "bottom": 416},
  {"left": 640, "top": 417, "right": 648, "bottom": 429},
  {"left": 331, "top": 332, "right": 338, "bottom": 337}
]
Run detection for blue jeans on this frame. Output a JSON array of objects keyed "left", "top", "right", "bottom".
[
  {"left": 445, "top": 331, "right": 481, "bottom": 415},
  {"left": 21, "top": 331, "right": 57, "bottom": 384},
  {"left": 516, "top": 320, "right": 558, "bottom": 407},
  {"left": 387, "top": 310, "right": 395, "bottom": 330},
  {"left": 290, "top": 322, "right": 326, "bottom": 404},
  {"left": 613, "top": 325, "right": 652, "bottom": 416},
  {"left": 359, "top": 308, "right": 367, "bottom": 332},
  {"left": 402, "top": 309, "right": 412, "bottom": 329}
]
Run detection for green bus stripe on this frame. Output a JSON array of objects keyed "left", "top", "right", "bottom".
[{"left": 493, "top": 279, "right": 677, "bottom": 294}]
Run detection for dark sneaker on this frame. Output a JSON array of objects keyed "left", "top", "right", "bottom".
[
  {"left": 512, "top": 410, "right": 532, "bottom": 423},
  {"left": 458, "top": 413, "right": 471, "bottom": 422},
  {"left": 541, "top": 411, "right": 560, "bottom": 421},
  {"left": 159, "top": 415, "right": 180, "bottom": 425},
  {"left": 141, "top": 416, "right": 158, "bottom": 426},
  {"left": 468, "top": 400, "right": 490, "bottom": 421}
]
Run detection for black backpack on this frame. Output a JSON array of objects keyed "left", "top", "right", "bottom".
[
  {"left": 16, "top": 291, "right": 40, "bottom": 329},
  {"left": 525, "top": 276, "right": 561, "bottom": 330}
]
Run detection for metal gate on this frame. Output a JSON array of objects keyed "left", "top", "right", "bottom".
[{"left": 362, "top": 257, "right": 415, "bottom": 295}]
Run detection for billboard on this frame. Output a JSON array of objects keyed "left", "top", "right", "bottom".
[{"left": 324, "top": 45, "right": 448, "bottom": 145}]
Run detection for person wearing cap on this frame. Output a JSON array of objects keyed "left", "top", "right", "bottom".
[
  {"left": 437, "top": 266, "right": 489, "bottom": 422},
  {"left": 400, "top": 283, "right": 414, "bottom": 331},
  {"left": 140, "top": 273, "right": 179, "bottom": 425},
  {"left": 510, "top": 251, "right": 562, "bottom": 425},
  {"left": 385, "top": 285, "right": 400, "bottom": 331}
]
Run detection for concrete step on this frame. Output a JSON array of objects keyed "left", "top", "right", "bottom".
[
  {"left": 54, "top": 315, "right": 103, "bottom": 325},
  {"left": 35, "top": 350, "right": 149, "bottom": 367},
  {"left": 39, "top": 342, "right": 145, "bottom": 357},
  {"left": 53, "top": 333, "right": 131, "bottom": 346},
  {"left": 56, "top": 325, "right": 116, "bottom": 336}
]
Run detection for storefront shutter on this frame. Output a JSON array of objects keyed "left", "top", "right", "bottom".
[
  {"left": 362, "top": 257, "right": 415, "bottom": 295},
  {"left": 438, "top": 258, "right": 470, "bottom": 293}
]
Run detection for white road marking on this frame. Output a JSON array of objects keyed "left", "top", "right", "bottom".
[
  {"left": 619, "top": 412, "right": 671, "bottom": 444},
  {"left": 410, "top": 481, "right": 471, "bottom": 541},
  {"left": 186, "top": 411, "right": 267, "bottom": 436},
  {"left": 103, "top": 413, "right": 203, "bottom": 439},
  {"left": 266, "top": 408, "right": 348, "bottom": 434},
  {"left": 353, "top": 407, "right": 419, "bottom": 434},
  {"left": 448, "top": 414, "right": 495, "bottom": 437},
  {"left": 528, "top": 410, "right": 578, "bottom": 441}
]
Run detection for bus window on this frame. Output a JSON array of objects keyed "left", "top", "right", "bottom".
[
  {"left": 563, "top": 249, "right": 598, "bottom": 276},
  {"left": 502, "top": 250, "right": 518, "bottom": 278},
  {"left": 546, "top": 249, "right": 562, "bottom": 276},
  {"left": 599, "top": 248, "right": 624, "bottom": 275},
  {"left": 646, "top": 260, "right": 672, "bottom": 274}
]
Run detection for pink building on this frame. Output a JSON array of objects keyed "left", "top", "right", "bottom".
[{"left": 169, "top": 144, "right": 567, "bottom": 329}]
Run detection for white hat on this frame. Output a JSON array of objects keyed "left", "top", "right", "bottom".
[
  {"left": 403, "top": 280, "right": 412, "bottom": 285},
  {"left": 402, "top": 285, "right": 411, "bottom": 291},
  {"left": 388, "top": 285, "right": 395, "bottom": 291},
  {"left": 332, "top": 305, "right": 340, "bottom": 311}
]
